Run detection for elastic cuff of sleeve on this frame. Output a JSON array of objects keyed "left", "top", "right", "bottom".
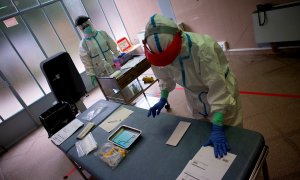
[
  {"left": 212, "top": 112, "right": 223, "bottom": 126},
  {"left": 160, "top": 90, "right": 169, "bottom": 99}
]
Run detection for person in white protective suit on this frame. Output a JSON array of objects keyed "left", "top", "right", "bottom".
[
  {"left": 143, "top": 14, "right": 243, "bottom": 158},
  {"left": 75, "top": 16, "right": 120, "bottom": 86}
]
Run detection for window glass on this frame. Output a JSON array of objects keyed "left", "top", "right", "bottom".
[
  {"left": 63, "top": 0, "right": 87, "bottom": 22},
  {"left": 0, "top": 0, "right": 17, "bottom": 18},
  {"left": 23, "top": 8, "right": 64, "bottom": 57},
  {"left": 39, "top": 0, "right": 54, "bottom": 4},
  {"left": 12, "top": 0, "right": 39, "bottom": 11},
  {"left": 0, "top": 75, "right": 23, "bottom": 121},
  {"left": 1, "top": 15, "right": 50, "bottom": 94},
  {"left": 0, "top": 30, "right": 44, "bottom": 105},
  {"left": 44, "top": 2, "right": 84, "bottom": 73},
  {"left": 99, "top": 0, "right": 129, "bottom": 41},
  {"left": 81, "top": 0, "right": 114, "bottom": 40}
]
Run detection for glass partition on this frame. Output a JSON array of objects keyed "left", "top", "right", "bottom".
[
  {"left": 44, "top": 2, "right": 84, "bottom": 73},
  {"left": 0, "top": 0, "right": 17, "bottom": 18},
  {"left": 0, "top": 75, "right": 23, "bottom": 121},
  {"left": 81, "top": 0, "right": 114, "bottom": 40},
  {"left": 99, "top": 0, "right": 129, "bottom": 41},
  {"left": 63, "top": 0, "right": 87, "bottom": 22},
  {"left": 12, "top": 0, "right": 39, "bottom": 11},
  {"left": 23, "top": 8, "right": 64, "bottom": 57},
  {"left": 39, "top": 0, "right": 55, "bottom": 4},
  {"left": 0, "top": 29, "right": 44, "bottom": 105},
  {"left": 0, "top": 15, "right": 50, "bottom": 94}
]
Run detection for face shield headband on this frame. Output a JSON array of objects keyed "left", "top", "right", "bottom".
[{"left": 143, "top": 26, "right": 182, "bottom": 67}]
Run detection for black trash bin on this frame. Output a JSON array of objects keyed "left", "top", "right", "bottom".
[{"left": 40, "top": 102, "right": 78, "bottom": 138}]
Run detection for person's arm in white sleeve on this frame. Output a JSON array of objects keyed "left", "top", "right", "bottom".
[
  {"left": 195, "top": 38, "right": 234, "bottom": 158},
  {"left": 151, "top": 65, "right": 176, "bottom": 99},
  {"left": 147, "top": 65, "right": 176, "bottom": 118},
  {"left": 102, "top": 31, "right": 120, "bottom": 56},
  {"left": 79, "top": 40, "right": 95, "bottom": 76},
  {"left": 79, "top": 40, "right": 98, "bottom": 86},
  {"left": 197, "top": 41, "right": 236, "bottom": 124}
]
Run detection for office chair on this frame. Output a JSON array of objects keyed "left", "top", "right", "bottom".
[
  {"left": 40, "top": 52, "right": 87, "bottom": 110},
  {"left": 39, "top": 52, "right": 89, "bottom": 179},
  {"left": 40, "top": 52, "right": 87, "bottom": 137}
]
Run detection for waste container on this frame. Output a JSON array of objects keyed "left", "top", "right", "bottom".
[{"left": 39, "top": 102, "right": 78, "bottom": 138}]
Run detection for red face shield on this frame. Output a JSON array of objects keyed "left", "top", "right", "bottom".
[{"left": 143, "top": 32, "right": 182, "bottom": 67}]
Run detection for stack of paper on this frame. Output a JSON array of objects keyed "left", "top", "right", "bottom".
[
  {"left": 176, "top": 146, "right": 236, "bottom": 180},
  {"left": 120, "top": 55, "right": 145, "bottom": 70},
  {"left": 51, "top": 119, "right": 84, "bottom": 145}
]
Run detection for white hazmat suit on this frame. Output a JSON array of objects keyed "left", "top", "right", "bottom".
[
  {"left": 145, "top": 14, "right": 242, "bottom": 127},
  {"left": 79, "top": 29, "right": 119, "bottom": 77}
]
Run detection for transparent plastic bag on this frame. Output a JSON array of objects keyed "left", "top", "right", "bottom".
[
  {"left": 75, "top": 133, "right": 98, "bottom": 157},
  {"left": 82, "top": 106, "right": 106, "bottom": 121},
  {"left": 94, "top": 142, "right": 127, "bottom": 169}
]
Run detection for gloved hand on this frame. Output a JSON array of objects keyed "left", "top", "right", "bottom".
[
  {"left": 147, "top": 98, "right": 167, "bottom": 118},
  {"left": 203, "top": 124, "right": 230, "bottom": 158},
  {"left": 90, "top": 75, "right": 97, "bottom": 86},
  {"left": 118, "top": 53, "right": 126, "bottom": 58}
]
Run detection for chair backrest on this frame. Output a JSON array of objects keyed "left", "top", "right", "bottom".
[
  {"left": 40, "top": 52, "right": 86, "bottom": 104},
  {"left": 39, "top": 102, "right": 77, "bottom": 138}
]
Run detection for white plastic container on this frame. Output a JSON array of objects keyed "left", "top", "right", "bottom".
[{"left": 102, "top": 59, "right": 114, "bottom": 75}]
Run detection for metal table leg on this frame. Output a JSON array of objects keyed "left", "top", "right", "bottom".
[
  {"left": 249, "top": 145, "right": 269, "bottom": 180},
  {"left": 67, "top": 156, "right": 89, "bottom": 180}
]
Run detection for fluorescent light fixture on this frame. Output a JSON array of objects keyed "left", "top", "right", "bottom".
[{"left": 0, "top": 6, "right": 8, "bottom": 10}]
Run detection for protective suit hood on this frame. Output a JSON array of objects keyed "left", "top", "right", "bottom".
[{"left": 144, "top": 14, "right": 182, "bottom": 66}]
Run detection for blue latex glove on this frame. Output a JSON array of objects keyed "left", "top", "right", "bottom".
[
  {"left": 90, "top": 75, "right": 97, "bottom": 86},
  {"left": 147, "top": 98, "right": 167, "bottom": 118},
  {"left": 203, "top": 124, "right": 230, "bottom": 158},
  {"left": 118, "top": 53, "right": 126, "bottom": 58}
]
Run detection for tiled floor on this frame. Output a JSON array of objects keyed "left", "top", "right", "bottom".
[{"left": 1, "top": 50, "right": 300, "bottom": 180}]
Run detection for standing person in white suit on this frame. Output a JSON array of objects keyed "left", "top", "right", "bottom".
[
  {"left": 75, "top": 15, "right": 119, "bottom": 86},
  {"left": 143, "top": 14, "right": 243, "bottom": 158}
]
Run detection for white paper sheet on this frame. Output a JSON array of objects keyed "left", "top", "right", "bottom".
[
  {"left": 99, "top": 107, "right": 133, "bottom": 132},
  {"left": 166, "top": 121, "right": 191, "bottom": 146},
  {"left": 51, "top": 119, "right": 84, "bottom": 145},
  {"left": 177, "top": 146, "right": 236, "bottom": 180},
  {"left": 120, "top": 55, "right": 145, "bottom": 70}
]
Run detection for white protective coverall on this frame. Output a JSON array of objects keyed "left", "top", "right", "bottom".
[
  {"left": 146, "top": 14, "right": 242, "bottom": 127},
  {"left": 79, "top": 30, "right": 119, "bottom": 77}
]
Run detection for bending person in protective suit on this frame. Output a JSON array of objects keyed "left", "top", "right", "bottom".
[
  {"left": 143, "top": 14, "right": 243, "bottom": 158},
  {"left": 75, "top": 16, "right": 120, "bottom": 86}
]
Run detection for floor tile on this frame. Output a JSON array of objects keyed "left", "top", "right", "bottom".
[
  {"left": 266, "top": 138, "right": 300, "bottom": 179},
  {"left": 243, "top": 113, "right": 281, "bottom": 141},
  {"left": 265, "top": 100, "right": 300, "bottom": 134}
]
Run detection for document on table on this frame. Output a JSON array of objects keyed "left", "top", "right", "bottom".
[
  {"left": 166, "top": 121, "right": 191, "bottom": 146},
  {"left": 51, "top": 119, "right": 84, "bottom": 145},
  {"left": 176, "top": 146, "right": 236, "bottom": 180},
  {"left": 99, "top": 107, "right": 133, "bottom": 132},
  {"left": 120, "top": 55, "right": 145, "bottom": 70}
]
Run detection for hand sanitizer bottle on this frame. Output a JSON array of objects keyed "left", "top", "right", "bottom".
[{"left": 102, "top": 59, "right": 114, "bottom": 75}]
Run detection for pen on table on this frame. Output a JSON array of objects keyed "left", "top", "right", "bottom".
[{"left": 108, "top": 119, "right": 122, "bottom": 123}]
